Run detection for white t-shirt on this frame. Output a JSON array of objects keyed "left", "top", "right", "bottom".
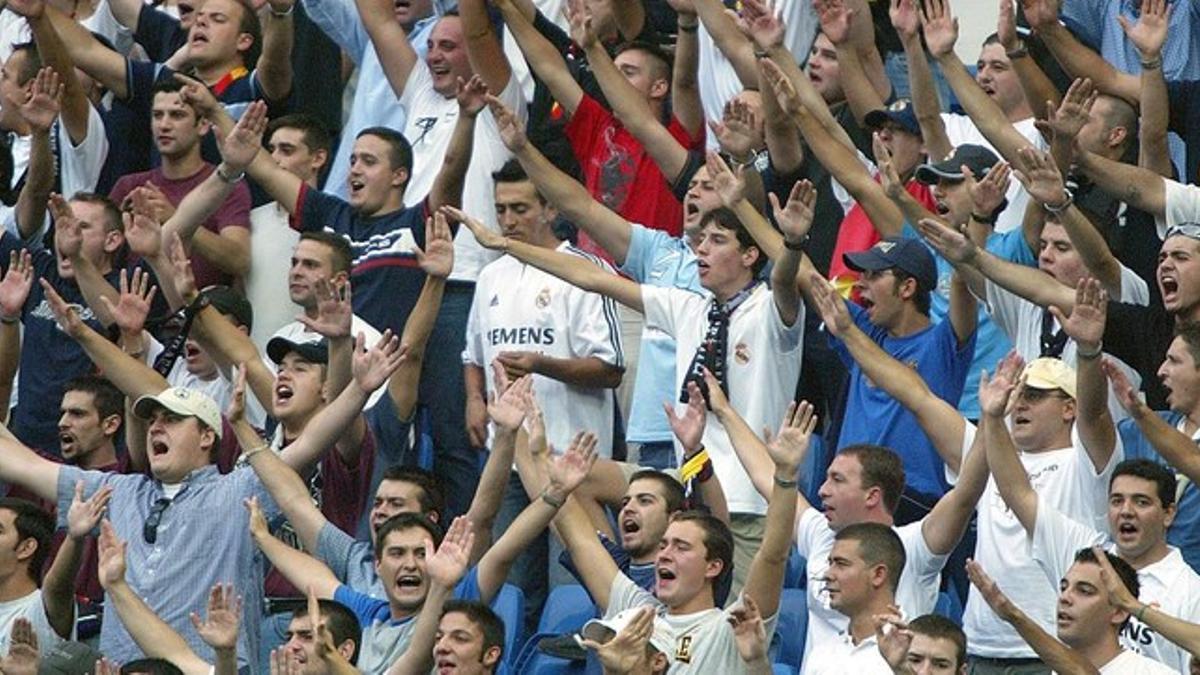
[
  {"left": 1095, "top": 650, "right": 1180, "bottom": 675},
  {"left": 984, "top": 268, "right": 1148, "bottom": 424},
  {"left": 794, "top": 508, "right": 946, "bottom": 673},
  {"left": 271, "top": 314, "right": 386, "bottom": 410},
  {"left": 1032, "top": 498, "right": 1200, "bottom": 674},
  {"left": 642, "top": 283, "right": 804, "bottom": 514},
  {"left": 963, "top": 424, "right": 1120, "bottom": 658},
  {"left": 1157, "top": 177, "right": 1200, "bottom": 239},
  {"left": 399, "top": 62, "right": 526, "bottom": 283},
  {"left": 246, "top": 202, "right": 301, "bottom": 352},
  {"left": 0, "top": 590, "right": 69, "bottom": 657},
  {"left": 941, "top": 114, "right": 1047, "bottom": 235},
  {"left": 803, "top": 631, "right": 893, "bottom": 675},
  {"left": 145, "top": 336, "right": 270, "bottom": 429},
  {"left": 463, "top": 244, "right": 624, "bottom": 457},
  {"left": 605, "top": 572, "right": 778, "bottom": 673}
]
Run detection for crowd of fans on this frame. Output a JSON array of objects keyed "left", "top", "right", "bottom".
[{"left": 0, "top": 0, "right": 1199, "bottom": 671}]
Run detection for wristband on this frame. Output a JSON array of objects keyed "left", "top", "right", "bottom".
[
  {"left": 242, "top": 443, "right": 271, "bottom": 462},
  {"left": 0, "top": 313, "right": 17, "bottom": 325},
  {"left": 679, "top": 448, "right": 711, "bottom": 483},
  {"left": 1076, "top": 342, "right": 1103, "bottom": 359},
  {"left": 540, "top": 487, "right": 565, "bottom": 509},
  {"left": 1136, "top": 603, "right": 1150, "bottom": 622},
  {"left": 774, "top": 473, "right": 798, "bottom": 489},
  {"left": 216, "top": 162, "right": 245, "bottom": 184},
  {"left": 754, "top": 48, "right": 769, "bottom": 58},
  {"left": 1140, "top": 56, "right": 1162, "bottom": 71},
  {"left": 971, "top": 211, "right": 997, "bottom": 225},
  {"left": 270, "top": 4, "right": 294, "bottom": 16},
  {"left": 1042, "top": 188, "right": 1074, "bottom": 214},
  {"left": 784, "top": 236, "right": 808, "bottom": 251},
  {"left": 1005, "top": 45, "right": 1028, "bottom": 60},
  {"left": 678, "top": 21, "right": 698, "bottom": 33}
]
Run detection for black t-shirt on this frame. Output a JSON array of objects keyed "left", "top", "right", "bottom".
[{"left": 1104, "top": 300, "right": 1174, "bottom": 409}]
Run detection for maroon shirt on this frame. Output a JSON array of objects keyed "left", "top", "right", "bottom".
[{"left": 109, "top": 164, "right": 251, "bottom": 289}]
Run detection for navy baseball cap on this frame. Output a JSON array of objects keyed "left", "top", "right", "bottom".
[
  {"left": 865, "top": 99, "right": 921, "bottom": 137},
  {"left": 915, "top": 144, "right": 1000, "bottom": 185},
  {"left": 267, "top": 336, "right": 329, "bottom": 365},
  {"left": 843, "top": 237, "right": 937, "bottom": 292}
]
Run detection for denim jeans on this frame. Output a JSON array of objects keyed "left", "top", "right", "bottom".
[
  {"left": 417, "top": 283, "right": 480, "bottom": 520},
  {"left": 635, "top": 441, "right": 677, "bottom": 470}
]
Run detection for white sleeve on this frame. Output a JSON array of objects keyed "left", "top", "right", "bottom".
[
  {"left": 57, "top": 105, "right": 109, "bottom": 198},
  {"left": 1116, "top": 264, "right": 1150, "bottom": 306},
  {"left": 399, "top": 61, "right": 434, "bottom": 111},
  {"left": 566, "top": 263, "right": 624, "bottom": 368},
  {"left": 603, "top": 572, "right": 661, "bottom": 618},
  {"left": 983, "top": 279, "right": 1026, "bottom": 343},
  {"left": 944, "top": 421, "right": 978, "bottom": 486},
  {"left": 640, "top": 285, "right": 681, "bottom": 338},
  {"left": 794, "top": 506, "right": 833, "bottom": 559},
  {"left": 1155, "top": 178, "right": 1200, "bottom": 239},
  {"left": 462, "top": 286, "right": 485, "bottom": 367},
  {"left": 765, "top": 286, "right": 805, "bottom": 353},
  {"left": 1028, "top": 495, "right": 1109, "bottom": 588}
]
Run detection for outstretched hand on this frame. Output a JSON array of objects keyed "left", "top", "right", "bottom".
[
  {"left": 295, "top": 279, "right": 352, "bottom": 339},
  {"left": 0, "top": 249, "right": 34, "bottom": 320},
  {"left": 548, "top": 431, "right": 599, "bottom": 496},
  {"left": 99, "top": 268, "right": 158, "bottom": 338},
  {"left": 486, "top": 94, "right": 527, "bottom": 152},
  {"left": 1118, "top": 0, "right": 1171, "bottom": 59},
  {"left": 425, "top": 516, "right": 475, "bottom": 588},
  {"left": 219, "top": 100, "right": 267, "bottom": 172},
  {"left": 1048, "top": 277, "right": 1107, "bottom": 351},
  {"left": 67, "top": 480, "right": 112, "bottom": 541},
  {"left": 440, "top": 205, "right": 507, "bottom": 251},
  {"left": 191, "top": 583, "right": 243, "bottom": 651},
  {"left": 919, "top": 0, "right": 959, "bottom": 57},
  {"left": 769, "top": 179, "right": 816, "bottom": 244},
  {"left": 415, "top": 211, "right": 455, "bottom": 278},
  {"left": 764, "top": 400, "right": 818, "bottom": 477},
  {"left": 18, "top": 68, "right": 63, "bottom": 134},
  {"left": 665, "top": 381, "right": 707, "bottom": 453},
  {"left": 810, "top": 273, "right": 852, "bottom": 338},
  {"left": 978, "top": 350, "right": 1025, "bottom": 419},
  {"left": 351, "top": 330, "right": 408, "bottom": 394}
]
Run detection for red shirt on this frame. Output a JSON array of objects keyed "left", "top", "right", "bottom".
[
  {"left": 827, "top": 177, "right": 937, "bottom": 295},
  {"left": 565, "top": 95, "right": 703, "bottom": 258},
  {"left": 110, "top": 164, "right": 251, "bottom": 289}
]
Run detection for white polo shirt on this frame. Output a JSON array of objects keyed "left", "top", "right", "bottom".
[
  {"left": 1097, "top": 650, "right": 1180, "bottom": 674},
  {"left": 642, "top": 283, "right": 804, "bottom": 515},
  {"left": 964, "top": 424, "right": 1119, "bottom": 658},
  {"left": 1032, "top": 497, "right": 1200, "bottom": 674},
  {"left": 803, "top": 630, "right": 893, "bottom": 675},
  {"left": 463, "top": 243, "right": 624, "bottom": 457},
  {"left": 795, "top": 508, "right": 946, "bottom": 673}
]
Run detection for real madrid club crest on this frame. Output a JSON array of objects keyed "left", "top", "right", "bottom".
[
  {"left": 535, "top": 287, "right": 552, "bottom": 309},
  {"left": 734, "top": 342, "right": 750, "bottom": 365}
]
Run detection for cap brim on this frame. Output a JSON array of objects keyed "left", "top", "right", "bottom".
[
  {"left": 864, "top": 110, "right": 891, "bottom": 130},
  {"left": 133, "top": 393, "right": 186, "bottom": 421},
  {"left": 843, "top": 249, "right": 890, "bottom": 273},
  {"left": 915, "top": 163, "right": 964, "bottom": 185},
  {"left": 267, "top": 337, "right": 327, "bottom": 364}
]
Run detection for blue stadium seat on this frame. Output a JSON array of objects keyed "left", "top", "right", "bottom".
[
  {"left": 491, "top": 584, "right": 526, "bottom": 665},
  {"left": 935, "top": 589, "right": 964, "bottom": 625},
  {"left": 512, "top": 585, "right": 598, "bottom": 669},
  {"left": 784, "top": 550, "right": 807, "bottom": 589},
  {"left": 771, "top": 588, "right": 808, "bottom": 669}
]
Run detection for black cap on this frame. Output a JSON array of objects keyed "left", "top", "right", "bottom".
[
  {"left": 915, "top": 144, "right": 999, "bottom": 185},
  {"left": 201, "top": 285, "right": 254, "bottom": 331},
  {"left": 843, "top": 237, "right": 938, "bottom": 292},
  {"left": 267, "top": 336, "right": 329, "bottom": 364}
]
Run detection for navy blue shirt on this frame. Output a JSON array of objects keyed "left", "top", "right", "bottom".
[
  {"left": 290, "top": 183, "right": 428, "bottom": 336},
  {"left": 1168, "top": 79, "right": 1200, "bottom": 184}
]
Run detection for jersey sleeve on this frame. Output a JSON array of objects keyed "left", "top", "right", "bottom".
[
  {"left": 602, "top": 571, "right": 661, "bottom": 618},
  {"left": 462, "top": 279, "right": 486, "bottom": 367},
  {"left": 566, "top": 254, "right": 624, "bottom": 368},
  {"left": 212, "top": 179, "right": 252, "bottom": 233},
  {"left": 316, "top": 521, "right": 358, "bottom": 583},
  {"left": 292, "top": 183, "right": 353, "bottom": 234},
  {"left": 1028, "top": 494, "right": 1108, "bottom": 589},
  {"left": 618, "top": 222, "right": 670, "bottom": 283},
  {"left": 333, "top": 584, "right": 389, "bottom": 626}
]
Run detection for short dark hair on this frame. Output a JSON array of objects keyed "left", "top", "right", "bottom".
[
  {"left": 699, "top": 207, "right": 766, "bottom": 276},
  {"left": 1073, "top": 547, "right": 1138, "bottom": 627},
  {"left": 614, "top": 40, "right": 672, "bottom": 85},
  {"left": 442, "top": 600, "right": 505, "bottom": 663},
  {"left": 69, "top": 192, "right": 124, "bottom": 234},
  {"left": 628, "top": 469, "right": 686, "bottom": 514},
  {"left": 669, "top": 510, "right": 734, "bottom": 593},
  {"left": 1174, "top": 322, "right": 1200, "bottom": 369},
  {"left": 267, "top": 113, "right": 334, "bottom": 156},
  {"left": 374, "top": 512, "right": 443, "bottom": 559},
  {"left": 1110, "top": 459, "right": 1177, "bottom": 510},
  {"left": 64, "top": 375, "right": 124, "bottom": 425},
  {"left": 890, "top": 268, "right": 932, "bottom": 316},
  {"left": 356, "top": 127, "right": 414, "bottom": 178},
  {"left": 0, "top": 499, "right": 53, "bottom": 584},
  {"left": 492, "top": 159, "right": 545, "bottom": 204},
  {"left": 8, "top": 42, "right": 41, "bottom": 86},
  {"left": 907, "top": 614, "right": 967, "bottom": 669},
  {"left": 121, "top": 659, "right": 185, "bottom": 675},
  {"left": 298, "top": 230, "right": 354, "bottom": 276},
  {"left": 835, "top": 522, "right": 907, "bottom": 593},
  {"left": 150, "top": 78, "right": 199, "bottom": 119},
  {"left": 380, "top": 465, "right": 445, "bottom": 522},
  {"left": 292, "top": 599, "right": 362, "bottom": 665},
  {"left": 836, "top": 445, "right": 906, "bottom": 515}
]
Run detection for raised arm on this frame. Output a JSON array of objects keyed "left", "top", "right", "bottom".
[
  {"left": 1025, "top": 0, "right": 1138, "bottom": 105},
  {"left": 492, "top": 99, "right": 635, "bottom": 263},
  {"left": 663, "top": 382, "right": 730, "bottom": 524},
  {"left": 576, "top": 9, "right": 690, "bottom": 183},
  {"left": 1075, "top": 149, "right": 1166, "bottom": 217},
  {"left": 25, "top": 11, "right": 89, "bottom": 146},
  {"left": 1106, "top": 359, "right": 1200, "bottom": 485},
  {"left": 670, "top": 0, "right": 704, "bottom": 139},
  {"left": 239, "top": 417, "right": 330, "bottom": 554},
  {"left": 14, "top": 69, "right": 59, "bottom": 242},
  {"left": 892, "top": 0, "right": 949, "bottom": 158},
  {"left": 1094, "top": 545, "right": 1200, "bottom": 662},
  {"left": 996, "top": 0, "right": 1060, "bottom": 133},
  {"left": 491, "top": 0, "right": 583, "bottom": 115},
  {"left": 980, "top": 353, "right": 1039, "bottom": 535},
  {"left": 818, "top": 0, "right": 888, "bottom": 126},
  {"left": 1051, "top": 279, "right": 1116, "bottom": 472},
  {"left": 767, "top": 172, "right": 812, "bottom": 327},
  {"left": 551, "top": 493, "right": 621, "bottom": 612},
  {"left": 459, "top": 0, "right": 510, "bottom": 96},
  {"left": 96, "top": 520, "right": 214, "bottom": 675},
  {"left": 967, "top": 560, "right": 1101, "bottom": 675},
  {"left": 427, "top": 76, "right": 484, "bottom": 213},
  {"left": 477, "top": 433, "right": 597, "bottom": 600},
  {"left": 353, "top": 0, "right": 419, "bottom": 98},
  {"left": 257, "top": 0, "right": 297, "bottom": 105},
  {"left": 0, "top": 250, "right": 32, "bottom": 412},
  {"left": 7, "top": 0, "right": 130, "bottom": 99},
  {"left": 50, "top": 194, "right": 122, "bottom": 329},
  {"left": 1119, "top": 0, "right": 1173, "bottom": 176},
  {"left": 442, "top": 202, "right": 645, "bottom": 312},
  {"left": 742, "top": 401, "right": 812, "bottom": 618},
  {"left": 462, "top": 371, "right": 532, "bottom": 559},
  {"left": 922, "top": 0, "right": 1038, "bottom": 164},
  {"left": 247, "top": 496, "right": 341, "bottom": 599},
  {"left": 43, "top": 481, "right": 110, "bottom": 639},
  {"left": 691, "top": 0, "right": 756, "bottom": 86}
]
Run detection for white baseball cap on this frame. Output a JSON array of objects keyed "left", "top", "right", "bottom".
[
  {"left": 133, "top": 387, "right": 223, "bottom": 439},
  {"left": 576, "top": 607, "right": 674, "bottom": 664}
]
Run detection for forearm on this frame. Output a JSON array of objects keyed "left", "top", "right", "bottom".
[
  {"left": 741, "top": 478, "right": 797, "bottom": 617},
  {"left": 1126, "top": 602, "right": 1200, "bottom": 659},
  {"left": 975, "top": 250, "right": 1074, "bottom": 311},
  {"left": 551, "top": 495, "right": 616, "bottom": 610},
  {"left": 933, "top": 52, "right": 1035, "bottom": 163},
  {"left": 834, "top": 43, "right": 888, "bottom": 126},
  {"left": 760, "top": 69, "right": 804, "bottom": 173},
  {"left": 1058, "top": 207, "right": 1122, "bottom": 297},
  {"left": 670, "top": 14, "right": 703, "bottom": 138},
  {"left": 15, "top": 131, "right": 53, "bottom": 241},
  {"left": 1130, "top": 404, "right": 1200, "bottom": 484},
  {"left": 428, "top": 113, "right": 476, "bottom": 212},
  {"left": 187, "top": 228, "right": 251, "bottom": 277},
  {"left": 502, "top": 238, "right": 644, "bottom": 311},
  {"left": 246, "top": 428, "right": 327, "bottom": 552},
  {"left": 711, "top": 405, "right": 782, "bottom": 503},
  {"left": 1076, "top": 150, "right": 1165, "bottom": 215},
  {"left": 795, "top": 115, "right": 904, "bottom": 236},
  {"left": 1075, "top": 354, "right": 1115, "bottom": 473},
  {"left": 252, "top": 528, "right": 340, "bottom": 597},
  {"left": 948, "top": 269, "right": 977, "bottom": 346},
  {"left": 388, "top": 275, "right": 445, "bottom": 420},
  {"left": 68, "top": 254, "right": 120, "bottom": 327},
  {"left": 1003, "top": 606, "right": 1099, "bottom": 675},
  {"left": 982, "top": 412, "right": 1037, "bottom": 531},
  {"left": 106, "top": 581, "right": 210, "bottom": 674},
  {"left": 770, "top": 249, "right": 802, "bottom": 326},
  {"left": 692, "top": 0, "right": 757, "bottom": 85},
  {"left": 730, "top": 200, "right": 783, "bottom": 261},
  {"left": 611, "top": 0, "right": 645, "bottom": 40},
  {"left": 901, "top": 34, "right": 950, "bottom": 159},
  {"left": 76, "top": 324, "right": 169, "bottom": 398},
  {"left": 499, "top": 6, "right": 580, "bottom": 115},
  {"left": 695, "top": 472, "right": 730, "bottom": 524},
  {"left": 479, "top": 490, "right": 563, "bottom": 598},
  {"left": 163, "top": 170, "right": 238, "bottom": 242},
  {"left": 0, "top": 323, "right": 17, "bottom": 419},
  {"left": 42, "top": 534, "right": 82, "bottom": 638},
  {"left": 460, "top": 0, "right": 510, "bottom": 93},
  {"left": 1038, "top": 23, "right": 1136, "bottom": 104},
  {"left": 257, "top": 9, "right": 295, "bottom": 102},
  {"left": 512, "top": 144, "right": 631, "bottom": 262},
  {"left": 1138, "top": 66, "right": 1173, "bottom": 177},
  {"left": 29, "top": 15, "right": 90, "bottom": 143},
  {"left": 464, "top": 427, "right": 516, "bottom": 558},
  {"left": 534, "top": 355, "right": 622, "bottom": 389},
  {"left": 213, "top": 648, "right": 237, "bottom": 675},
  {"left": 387, "top": 584, "right": 450, "bottom": 675},
  {"left": 280, "top": 381, "right": 370, "bottom": 471},
  {"left": 192, "top": 306, "right": 276, "bottom": 407}
]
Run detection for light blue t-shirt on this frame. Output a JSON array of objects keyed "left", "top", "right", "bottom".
[
  {"left": 901, "top": 225, "right": 1036, "bottom": 419},
  {"left": 619, "top": 224, "right": 704, "bottom": 443}
]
